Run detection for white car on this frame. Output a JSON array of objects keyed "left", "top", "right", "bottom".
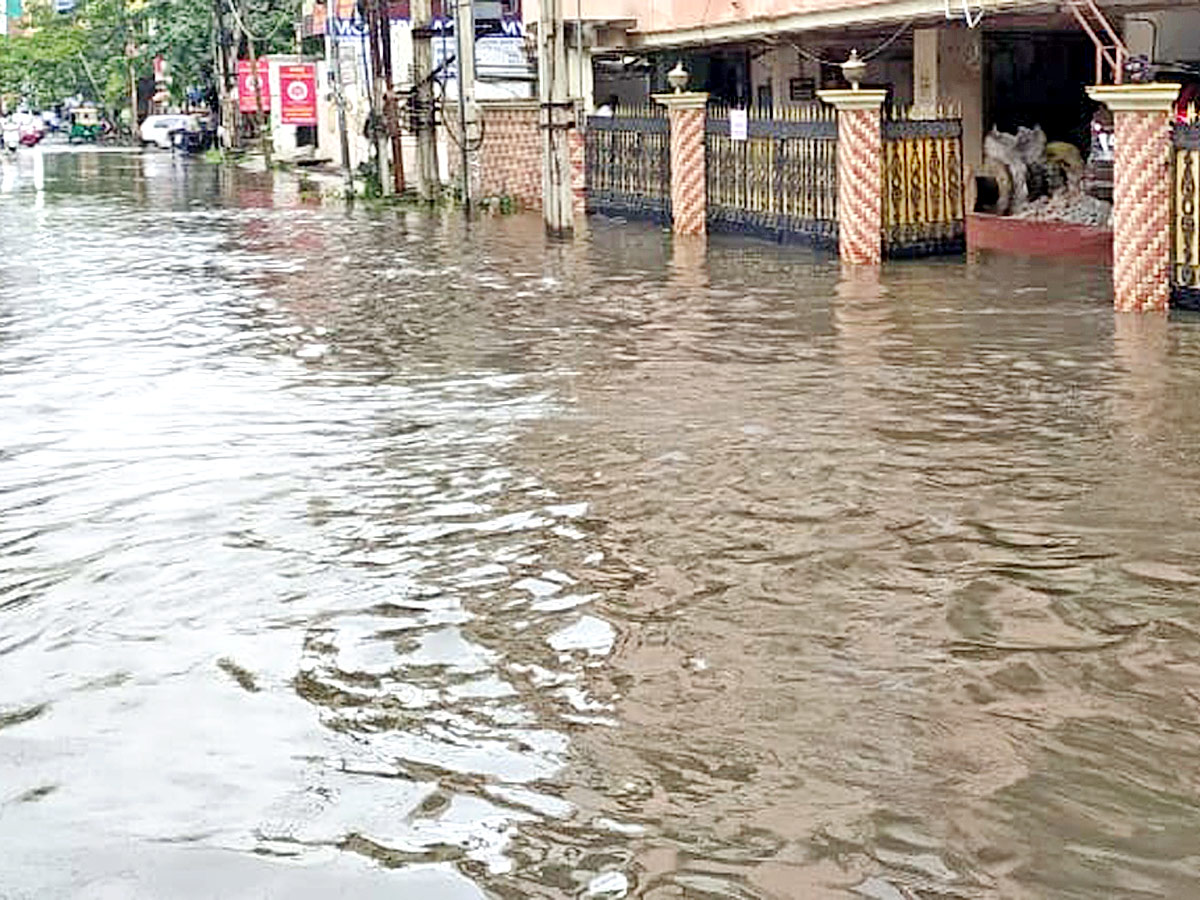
[{"left": 140, "top": 114, "right": 198, "bottom": 150}]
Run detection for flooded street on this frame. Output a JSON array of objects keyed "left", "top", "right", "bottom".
[{"left": 6, "top": 150, "right": 1200, "bottom": 898}]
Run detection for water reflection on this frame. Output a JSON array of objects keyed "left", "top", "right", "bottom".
[{"left": 3, "top": 151, "right": 1200, "bottom": 898}]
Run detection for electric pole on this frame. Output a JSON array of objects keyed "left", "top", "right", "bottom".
[
  {"left": 539, "top": 0, "right": 573, "bottom": 235},
  {"left": 410, "top": 0, "right": 439, "bottom": 201},
  {"left": 378, "top": 0, "right": 404, "bottom": 193},
  {"left": 327, "top": 26, "right": 354, "bottom": 196},
  {"left": 363, "top": 0, "right": 392, "bottom": 195},
  {"left": 452, "top": 0, "right": 476, "bottom": 210}
]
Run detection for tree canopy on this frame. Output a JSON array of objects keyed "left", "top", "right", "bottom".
[{"left": 0, "top": 0, "right": 299, "bottom": 111}]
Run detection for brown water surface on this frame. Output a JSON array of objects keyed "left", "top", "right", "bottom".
[{"left": 3, "top": 151, "right": 1200, "bottom": 899}]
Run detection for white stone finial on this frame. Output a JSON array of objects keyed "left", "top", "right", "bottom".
[
  {"left": 667, "top": 61, "right": 689, "bottom": 94},
  {"left": 841, "top": 49, "right": 867, "bottom": 91}
]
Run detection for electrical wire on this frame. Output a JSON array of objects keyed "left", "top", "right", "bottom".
[
  {"left": 945, "top": 0, "right": 983, "bottom": 29},
  {"left": 790, "top": 18, "right": 915, "bottom": 68}
]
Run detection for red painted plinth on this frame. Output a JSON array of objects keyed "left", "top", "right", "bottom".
[{"left": 966, "top": 213, "right": 1113, "bottom": 265}]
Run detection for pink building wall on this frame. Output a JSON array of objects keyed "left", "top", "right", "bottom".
[{"left": 524, "top": 0, "right": 970, "bottom": 36}]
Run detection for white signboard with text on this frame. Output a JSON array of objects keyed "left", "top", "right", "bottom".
[{"left": 730, "top": 109, "right": 748, "bottom": 142}]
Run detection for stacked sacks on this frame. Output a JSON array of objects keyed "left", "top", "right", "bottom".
[{"left": 977, "top": 124, "right": 1112, "bottom": 227}]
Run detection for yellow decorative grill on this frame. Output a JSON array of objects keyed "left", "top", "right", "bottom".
[
  {"left": 881, "top": 107, "right": 965, "bottom": 256},
  {"left": 1174, "top": 104, "right": 1200, "bottom": 296}
]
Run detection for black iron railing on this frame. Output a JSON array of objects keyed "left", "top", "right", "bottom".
[
  {"left": 705, "top": 105, "right": 838, "bottom": 247},
  {"left": 585, "top": 109, "right": 671, "bottom": 224}
]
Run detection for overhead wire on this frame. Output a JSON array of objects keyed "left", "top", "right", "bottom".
[{"left": 790, "top": 18, "right": 915, "bottom": 68}]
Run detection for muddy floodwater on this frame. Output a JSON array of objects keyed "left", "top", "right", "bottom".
[{"left": 5, "top": 151, "right": 1200, "bottom": 899}]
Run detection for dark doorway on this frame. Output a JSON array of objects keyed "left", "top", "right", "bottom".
[{"left": 985, "top": 31, "right": 1094, "bottom": 152}]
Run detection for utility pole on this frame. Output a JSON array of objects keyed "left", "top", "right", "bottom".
[
  {"left": 327, "top": 26, "right": 354, "bottom": 196},
  {"left": 452, "top": 0, "right": 476, "bottom": 210},
  {"left": 377, "top": 0, "right": 404, "bottom": 193},
  {"left": 538, "top": 0, "right": 573, "bottom": 235},
  {"left": 364, "top": 0, "right": 392, "bottom": 195},
  {"left": 211, "top": 0, "right": 235, "bottom": 149},
  {"left": 410, "top": 0, "right": 439, "bottom": 201}
]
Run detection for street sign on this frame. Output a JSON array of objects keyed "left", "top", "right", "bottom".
[
  {"left": 237, "top": 59, "right": 271, "bottom": 113},
  {"left": 279, "top": 64, "right": 318, "bottom": 126}
]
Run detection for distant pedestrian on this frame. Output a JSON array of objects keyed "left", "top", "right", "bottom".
[{"left": 2, "top": 118, "right": 19, "bottom": 154}]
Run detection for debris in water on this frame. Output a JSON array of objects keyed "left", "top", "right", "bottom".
[{"left": 217, "top": 657, "right": 260, "bottom": 693}]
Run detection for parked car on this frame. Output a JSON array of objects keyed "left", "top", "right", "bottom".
[{"left": 139, "top": 114, "right": 199, "bottom": 150}]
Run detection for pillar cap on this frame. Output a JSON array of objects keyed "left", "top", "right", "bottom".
[
  {"left": 1086, "top": 83, "right": 1181, "bottom": 112},
  {"left": 653, "top": 91, "right": 709, "bottom": 111},
  {"left": 817, "top": 88, "right": 888, "bottom": 111}
]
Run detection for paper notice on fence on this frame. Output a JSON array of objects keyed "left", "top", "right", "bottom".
[{"left": 730, "top": 109, "right": 748, "bottom": 142}]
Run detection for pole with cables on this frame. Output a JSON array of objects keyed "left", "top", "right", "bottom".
[
  {"left": 539, "top": 0, "right": 573, "bottom": 235},
  {"left": 327, "top": 25, "right": 354, "bottom": 196},
  {"left": 410, "top": 0, "right": 439, "bottom": 201},
  {"left": 452, "top": 0, "right": 477, "bottom": 211}
]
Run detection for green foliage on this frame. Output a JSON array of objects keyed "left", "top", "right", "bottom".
[
  {"left": 144, "top": 0, "right": 212, "bottom": 102},
  {"left": 0, "top": 0, "right": 299, "bottom": 110},
  {"left": 0, "top": 5, "right": 90, "bottom": 106}
]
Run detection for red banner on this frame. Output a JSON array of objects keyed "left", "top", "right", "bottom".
[
  {"left": 237, "top": 59, "right": 270, "bottom": 113},
  {"left": 279, "top": 64, "right": 318, "bottom": 126}
]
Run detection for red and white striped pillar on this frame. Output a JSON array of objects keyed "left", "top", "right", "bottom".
[
  {"left": 654, "top": 91, "right": 710, "bottom": 237},
  {"left": 1087, "top": 83, "right": 1181, "bottom": 313},
  {"left": 818, "top": 89, "right": 888, "bottom": 265}
]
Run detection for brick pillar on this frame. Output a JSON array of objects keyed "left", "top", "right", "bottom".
[
  {"left": 1088, "top": 83, "right": 1181, "bottom": 312},
  {"left": 569, "top": 124, "right": 586, "bottom": 216},
  {"left": 818, "top": 89, "right": 888, "bottom": 265},
  {"left": 653, "top": 91, "right": 709, "bottom": 237}
]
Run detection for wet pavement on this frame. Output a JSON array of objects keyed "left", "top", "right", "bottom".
[{"left": 3, "top": 150, "right": 1200, "bottom": 899}]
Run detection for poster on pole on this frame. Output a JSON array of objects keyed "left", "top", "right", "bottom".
[
  {"left": 237, "top": 59, "right": 271, "bottom": 113},
  {"left": 729, "top": 108, "right": 748, "bottom": 142},
  {"left": 279, "top": 64, "right": 318, "bottom": 125}
]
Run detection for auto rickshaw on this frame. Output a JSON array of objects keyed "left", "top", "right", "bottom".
[{"left": 67, "top": 106, "right": 102, "bottom": 144}]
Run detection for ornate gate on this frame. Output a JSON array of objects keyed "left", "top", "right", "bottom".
[
  {"left": 704, "top": 105, "right": 838, "bottom": 247},
  {"left": 584, "top": 108, "right": 671, "bottom": 224},
  {"left": 1173, "top": 113, "right": 1200, "bottom": 308},
  {"left": 881, "top": 112, "right": 966, "bottom": 258}
]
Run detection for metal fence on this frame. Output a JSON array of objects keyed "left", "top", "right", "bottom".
[
  {"left": 584, "top": 107, "right": 671, "bottom": 224},
  {"left": 704, "top": 105, "right": 838, "bottom": 246},
  {"left": 1173, "top": 113, "right": 1200, "bottom": 309},
  {"left": 881, "top": 112, "right": 966, "bottom": 258}
]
